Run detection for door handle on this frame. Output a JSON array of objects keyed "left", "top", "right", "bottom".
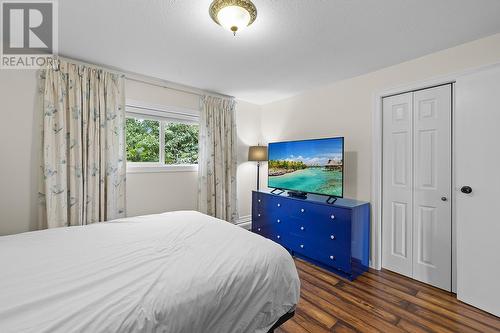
[
  {"left": 441, "top": 197, "right": 448, "bottom": 201},
  {"left": 461, "top": 186, "right": 472, "bottom": 194}
]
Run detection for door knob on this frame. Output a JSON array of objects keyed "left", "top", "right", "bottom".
[
  {"left": 441, "top": 197, "right": 448, "bottom": 201},
  {"left": 461, "top": 186, "right": 472, "bottom": 194}
]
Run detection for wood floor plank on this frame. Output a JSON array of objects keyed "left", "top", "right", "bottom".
[
  {"left": 297, "top": 268, "right": 399, "bottom": 324},
  {"left": 353, "top": 274, "right": 499, "bottom": 333},
  {"left": 293, "top": 310, "right": 331, "bottom": 333},
  {"left": 301, "top": 279, "right": 406, "bottom": 333},
  {"left": 294, "top": 259, "right": 342, "bottom": 285},
  {"left": 407, "top": 303, "right": 482, "bottom": 333},
  {"left": 337, "top": 283, "right": 456, "bottom": 333},
  {"left": 297, "top": 261, "right": 406, "bottom": 306},
  {"left": 280, "top": 318, "right": 309, "bottom": 333},
  {"left": 363, "top": 270, "right": 418, "bottom": 295},
  {"left": 396, "top": 319, "right": 434, "bottom": 333},
  {"left": 296, "top": 296, "right": 338, "bottom": 329},
  {"left": 416, "top": 291, "right": 500, "bottom": 330},
  {"left": 300, "top": 288, "right": 383, "bottom": 332},
  {"left": 277, "top": 259, "right": 500, "bottom": 333},
  {"left": 331, "top": 321, "right": 358, "bottom": 333}
]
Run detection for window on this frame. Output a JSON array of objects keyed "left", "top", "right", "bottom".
[{"left": 125, "top": 101, "right": 199, "bottom": 172}]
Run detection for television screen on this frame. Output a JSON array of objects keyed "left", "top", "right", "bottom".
[{"left": 268, "top": 137, "right": 344, "bottom": 197}]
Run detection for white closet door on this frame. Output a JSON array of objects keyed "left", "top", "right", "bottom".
[
  {"left": 456, "top": 67, "right": 500, "bottom": 316},
  {"left": 412, "top": 85, "right": 452, "bottom": 290},
  {"left": 382, "top": 92, "right": 413, "bottom": 277}
]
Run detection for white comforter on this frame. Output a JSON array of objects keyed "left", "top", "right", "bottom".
[{"left": 0, "top": 211, "right": 300, "bottom": 333}]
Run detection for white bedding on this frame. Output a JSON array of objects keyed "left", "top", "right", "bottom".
[{"left": 0, "top": 211, "right": 300, "bottom": 333}]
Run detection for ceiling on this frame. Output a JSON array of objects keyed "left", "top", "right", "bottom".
[{"left": 59, "top": 0, "right": 500, "bottom": 105}]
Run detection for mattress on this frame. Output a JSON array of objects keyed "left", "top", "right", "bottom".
[{"left": 0, "top": 211, "right": 300, "bottom": 333}]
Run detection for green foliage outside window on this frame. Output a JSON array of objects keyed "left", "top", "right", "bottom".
[
  {"left": 126, "top": 118, "right": 160, "bottom": 162},
  {"left": 126, "top": 117, "right": 199, "bottom": 165},
  {"left": 164, "top": 122, "right": 199, "bottom": 164}
]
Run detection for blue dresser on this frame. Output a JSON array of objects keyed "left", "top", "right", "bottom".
[{"left": 252, "top": 190, "right": 370, "bottom": 280}]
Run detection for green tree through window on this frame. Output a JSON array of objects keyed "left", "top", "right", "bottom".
[
  {"left": 126, "top": 118, "right": 160, "bottom": 162},
  {"left": 165, "top": 122, "right": 199, "bottom": 164},
  {"left": 126, "top": 116, "right": 199, "bottom": 165}
]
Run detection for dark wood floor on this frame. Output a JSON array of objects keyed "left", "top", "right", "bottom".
[{"left": 276, "top": 258, "right": 500, "bottom": 333}]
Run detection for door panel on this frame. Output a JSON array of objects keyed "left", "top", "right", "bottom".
[
  {"left": 412, "top": 85, "right": 452, "bottom": 290},
  {"left": 456, "top": 67, "right": 500, "bottom": 316},
  {"left": 382, "top": 92, "right": 413, "bottom": 277}
]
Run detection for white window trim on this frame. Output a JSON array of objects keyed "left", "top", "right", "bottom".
[{"left": 125, "top": 99, "right": 200, "bottom": 173}]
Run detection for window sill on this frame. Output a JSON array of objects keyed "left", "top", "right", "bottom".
[{"left": 127, "top": 164, "right": 198, "bottom": 174}]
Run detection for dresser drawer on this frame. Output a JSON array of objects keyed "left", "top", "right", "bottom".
[
  {"left": 288, "top": 216, "right": 346, "bottom": 244},
  {"left": 287, "top": 234, "right": 350, "bottom": 273},
  {"left": 314, "top": 251, "right": 351, "bottom": 273}
]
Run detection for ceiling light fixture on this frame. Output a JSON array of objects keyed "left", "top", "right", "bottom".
[{"left": 209, "top": 0, "right": 257, "bottom": 36}]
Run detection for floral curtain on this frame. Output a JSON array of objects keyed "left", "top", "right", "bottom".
[
  {"left": 198, "top": 96, "right": 238, "bottom": 223},
  {"left": 39, "top": 59, "right": 126, "bottom": 229}
]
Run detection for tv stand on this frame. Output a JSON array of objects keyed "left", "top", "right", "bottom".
[
  {"left": 326, "top": 196, "right": 338, "bottom": 205},
  {"left": 287, "top": 191, "right": 308, "bottom": 199},
  {"left": 270, "top": 188, "right": 285, "bottom": 195}
]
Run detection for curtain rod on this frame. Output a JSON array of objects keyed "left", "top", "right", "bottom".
[{"left": 55, "top": 55, "right": 234, "bottom": 100}]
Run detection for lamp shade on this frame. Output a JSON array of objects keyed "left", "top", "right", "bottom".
[{"left": 248, "top": 145, "right": 268, "bottom": 162}]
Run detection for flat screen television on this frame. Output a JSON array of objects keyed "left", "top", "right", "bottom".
[{"left": 267, "top": 137, "right": 344, "bottom": 198}]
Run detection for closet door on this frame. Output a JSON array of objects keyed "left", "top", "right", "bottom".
[
  {"left": 412, "top": 85, "right": 452, "bottom": 290},
  {"left": 382, "top": 85, "right": 452, "bottom": 291},
  {"left": 382, "top": 92, "right": 413, "bottom": 277}
]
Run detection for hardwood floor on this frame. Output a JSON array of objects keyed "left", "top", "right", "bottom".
[{"left": 276, "top": 258, "right": 500, "bottom": 333}]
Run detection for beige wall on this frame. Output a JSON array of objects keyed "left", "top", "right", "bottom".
[
  {"left": 260, "top": 33, "right": 500, "bottom": 203},
  {"left": 235, "top": 100, "right": 263, "bottom": 218},
  {"left": 0, "top": 74, "right": 261, "bottom": 235},
  {"left": 0, "top": 70, "right": 40, "bottom": 236}
]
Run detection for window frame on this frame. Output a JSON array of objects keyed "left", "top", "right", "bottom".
[{"left": 125, "top": 99, "right": 200, "bottom": 174}]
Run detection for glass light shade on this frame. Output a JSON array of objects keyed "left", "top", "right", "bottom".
[
  {"left": 217, "top": 5, "right": 251, "bottom": 34},
  {"left": 248, "top": 146, "right": 268, "bottom": 162}
]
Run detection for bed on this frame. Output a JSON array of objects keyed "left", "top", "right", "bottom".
[{"left": 0, "top": 211, "right": 300, "bottom": 333}]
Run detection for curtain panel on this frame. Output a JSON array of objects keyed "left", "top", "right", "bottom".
[
  {"left": 198, "top": 96, "right": 238, "bottom": 223},
  {"left": 39, "top": 59, "right": 126, "bottom": 229}
]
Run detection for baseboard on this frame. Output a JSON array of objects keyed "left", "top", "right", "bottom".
[{"left": 236, "top": 215, "right": 251, "bottom": 230}]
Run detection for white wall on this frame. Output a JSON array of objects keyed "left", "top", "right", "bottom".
[
  {"left": 236, "top": 101, "right": 263, "bottom": 218},
  {"left": 260, "top": 32, "right": 500, "bottom": 263},
  {"left": 0, "top": 70, "right": 40, "bottom": 236}
]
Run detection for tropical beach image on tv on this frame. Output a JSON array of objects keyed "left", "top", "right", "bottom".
[{"left": 268, "top": 137, "right": 344, "bottom": 197}]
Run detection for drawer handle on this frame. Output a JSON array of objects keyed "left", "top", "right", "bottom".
[
  {"left": 277, "top": 203, "right": 281, "bottom": 207},
  {"left": 277, "top": 235, "right": 281, "bottom": 239},
  {"left": 257, "top": 214, "right": 261, "bottom": 217},
  {"left": 300, "top": 226, "right": 305, "bottom": 231},
  {"left": 277, "top": 219, "right": 281, "bottom": 223},
  {"left": 258, "top": 199, "right": 261, "bottom": 203},
  {"left": 300, "top": 208, "right": 305, "bottom": 213},
  {"left": 257, "top": 228, "right": 261, "bottom": 231},
  {"left": 330, "top": 214, "right": 336, "bottom": 220},
  {"left": 330, "top": 235, "right": 336, "bottom": 240},
  {"left": 330, "top": 255, "right": 336, "bottom": 260},
  {"left": 300, "top": 244, "right": 304, "bottom": 248}
]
